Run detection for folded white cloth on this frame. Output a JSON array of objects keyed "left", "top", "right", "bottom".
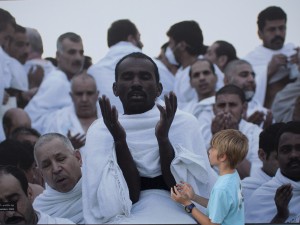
[
  {"left": 82, "top": 102, "right": 217, "bottom": 223},
  {"left": 33, "top": 178, "right": 84, "bottom": 224},
  {"left": 245, "top": 170, "right": 300, "bottom": 223},
  {"left": 24, "top": 68, "right": 72, "bottom": 134},
  {"left": 36, "top": 210, "right": 75, "bottom": 224},
  {"left": 244, "top": 43, "right": 298, "bottom": 105},
  {"left": 242, "top": 167, "right": 272, "bottom": 208}
]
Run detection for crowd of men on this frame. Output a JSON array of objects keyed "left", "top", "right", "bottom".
[{"left": 0, "top": 5, "right": 299, "bottom": 224}]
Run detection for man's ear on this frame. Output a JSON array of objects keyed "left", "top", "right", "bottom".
[
  {"left": 178, "top": 41, "right": 187, "bottom": 51},
  {"left": 258, "top": 30, "right": 263, "bottom": 41},
  {"left": 156, "top": 83, "right": 163, "bottom": 97},
  {"left": 113, "top": 82, "right": 118, "bottom": 97},
  {"left": 74, "top": 150, "right": 82, "bottom": 166},
  {"left": 258, "top": 148, "right": 266, "bottom": 161},
  {"left": 27, "top": 185, "right": 33, "bottom": 202},
  {"left": 217, "top": 55, "right": 228, "bottom": 70},
  {"left": 213, "top": 103, "right": 217, "bottom": 116},
  {"left": 242, "top": 102, "right": 248, "bottom": 117}
]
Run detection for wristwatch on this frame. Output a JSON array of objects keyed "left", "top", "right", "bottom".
[{"left": 184, "top": 203, "right": 195, "bottom": 213}]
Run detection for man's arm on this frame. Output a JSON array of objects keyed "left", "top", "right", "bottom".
[
  {"left": 156, "top": 92, "right": 177, "bottom": 188},
  {"left": 99, "top": 95, "right": 140, "bottom": 203}
]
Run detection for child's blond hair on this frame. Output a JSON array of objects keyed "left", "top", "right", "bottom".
[{"left": 210, "top": 129, "right": 248, "bottom": 169}]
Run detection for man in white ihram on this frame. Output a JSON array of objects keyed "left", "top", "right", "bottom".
[{"left": 82, "top": 52, "right": 217, "bottom": 224}]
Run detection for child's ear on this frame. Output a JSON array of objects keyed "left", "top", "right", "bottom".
[{"left": 219, "top": 153, "right": 227, "bottom": 162}]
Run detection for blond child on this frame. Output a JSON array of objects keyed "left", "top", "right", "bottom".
[{"left": 171, "top": 129, "right": 248, "bottom": 225}]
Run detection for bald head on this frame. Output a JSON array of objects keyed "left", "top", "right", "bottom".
[{"left": 3, "top": 108, "right": 31, "bottom": 138}]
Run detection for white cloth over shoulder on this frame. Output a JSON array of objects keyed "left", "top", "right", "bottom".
[
  {"left": 36, "top": 210, "right": 75, "bottom": 224},
  {"left": 82, "top": 104, "right": 217, "bottom": 224},
  {"left": 24, "top": 69, "right": 72, "bottom": 134},
  {"left": 45, "top": 104, "right": 101, "bottom": 136},
  {"left": 245, "top": 170, "right": 300, "bottom": 223},
  {"left": 0, "top": 47, "right": 28, "bottom": 91},
  {"left": 174, "top": 66, "right": 198, "bottom": 109},
  {"left": 24, "top": 58, "right": 56, "bottom": 81},
  {"left": 241, "top": 167, "right": 272, "bottom": 208},
  {"left": 33, "top": 178, "right": 83, "bottom": 224},
  {"left": 153, "top": 58, "right": 174, "bottom": 99},
  {"left": 87, "top": 42, "right": 141, "bottom": 114},
  {"left": 272, "top": 75, "right": 300, "bottom": 122},
  {"left": 244, "top": 43, "right": 298, "bottom": 105}
]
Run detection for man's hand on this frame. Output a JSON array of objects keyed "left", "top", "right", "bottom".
[
  {"left": 28, "top": 65, "right": 44, "bottom": 89},
  {"left": 211, "top": 112, "right": 238, "bottom": 134},
  {"left": 247, "top": 111, "right": 265, "bottom": 126},
  {"left": 99, "top": 95, "right": 126, "bottom": 142},
  {"left": 155, "top": 92, "right": 177, "bottom": 140},
  {"left": 67, "top": 131, "right": 85, "bottom": 149},
  {"left": 267, "top": 54, "right": 288, "bottom": 79},
  {"left": 271, "top": 183, "right": 293, "bottom": 223}
]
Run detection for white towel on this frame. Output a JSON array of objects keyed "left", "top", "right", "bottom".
[
  {"left": 245, "top": 170, "right": 300, "bottom": 223},
  {"left": 33, "top": 177, "right": 84, "bottom": 224},
  {"left": 82, "top": 102, "right": 217, "bottom": 223}
]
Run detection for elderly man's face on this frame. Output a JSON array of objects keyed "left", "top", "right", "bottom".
[
  {"left": 0, "top": 173, "right": 35, "bottom": 224},
  {"left": 113, "top": 57, "right": 162, "bottom": 115},
  {"left": 56, "top": 38, "right": 84, "bottom": 78},
  {"left": 277, "top": 132, "right": 300, "bottom": 181},
  {"left": 35, "top": 138, "right": 82, "bottom": 192}
]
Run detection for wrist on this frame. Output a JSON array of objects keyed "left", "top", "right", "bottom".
[{"left": 184, "top": 202, "right": 195, "bottom": 213}]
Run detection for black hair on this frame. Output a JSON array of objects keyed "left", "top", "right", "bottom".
[
  {"left": 257, "top": 6, "right": 287, "bottom": 31},
  {"left": 214, "top": 40, "right": 238, "bottom": 64},
  {"left": 107, "top": 19, "right": 138, "bottom": 47},
  {"left": 274, "top": 121, "right": 300, "bottom": 152},
  {"left": 0, "top": 8, "right": 16, "bottom": 32},
  {"left": 216, "top": 84, "right": 246, "bottom": 103},
  {"left": 0, "top": 139, "right": 35, "bottom": 172},
  {"left": 167, "top": 20, "right": 206, "bottom": 56},
  {"left": 0, "top": 165, "right": 29, "bottom": 196},
  {"left": 115, "top": 52, "right": 160, "bottom": 83},
  {"left": 259, "top": 122, "right": 285, "bottom": 159}
]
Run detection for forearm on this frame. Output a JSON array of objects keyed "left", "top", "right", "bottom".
[
  {"left": 192, "top": 194, "right": 209, "bottom": 208},
  {"left": 115, "top": 139, "right": 141, "bottom": 203},
  {"left": 157, "top": 137, "right": 176, "bottom": 188},
  {"left": 271, "top": 213, "right": 288, "bottom": 223},
  {"left": 191, "top": 207, "right": 217, "bottom": 225}
]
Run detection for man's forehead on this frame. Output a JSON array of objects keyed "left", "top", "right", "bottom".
[
  {"left": 279, "top": 132, "right": 300, "bottom": 145},
  {"left": 216, "top": 93, "right": 241, "bottom": 102},
  {"left": 36, "top": 139, "right": 71, "bottom": 157},
  {"left": 118, "top": 57, "right": 155, "bottom": 73}
]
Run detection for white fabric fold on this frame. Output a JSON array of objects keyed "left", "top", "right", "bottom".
[
  {"left": 241, "top": 167, "right": 272, "bottom": 208},
  {"left": 36, "top": 210, "right": 75, "bottom": 224},
  {"left": 24, "top": 69, "right": 72, "bottom": 134},
  {"left": 82, "top": 103, "right": 217, "bottom": 224},
  {"left": 33, "top": 178, "right": 84, "bottom": 224},
  {"left": 244, "top": 43, "right": 298, "bottom": 105},
  {"left": 245, "top": 170, "right": 300, "bottom": 223}
]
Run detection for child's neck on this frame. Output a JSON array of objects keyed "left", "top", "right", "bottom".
[{"left": 219, "top": 164, "right": 235, "bottom": 176}]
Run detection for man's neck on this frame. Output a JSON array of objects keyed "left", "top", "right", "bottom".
[
  {"left": 78, "top": 115, "right": 97, "bottom": 133},
  {"left": 180, "top": 54, "right": 198, "bottom": 69}
]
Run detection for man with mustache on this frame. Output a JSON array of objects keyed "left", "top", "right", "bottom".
[
  {"left": 25, "top": 32, "right": 84, "bottom": 134},
  {"left": 33, "top": 133, "right": 83, "bottom": 224},
  {"left": 244, "top": 6, "right": 299, "bottom": 109},
  {"left": 0, "top": 165, "right": 74, "bottom": 224},
  {"left": 82, "top": 52, "right": 217, "bottom": 224},
  {"left": 245, "top": 121, "right": 300, "bottom": 223}
]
